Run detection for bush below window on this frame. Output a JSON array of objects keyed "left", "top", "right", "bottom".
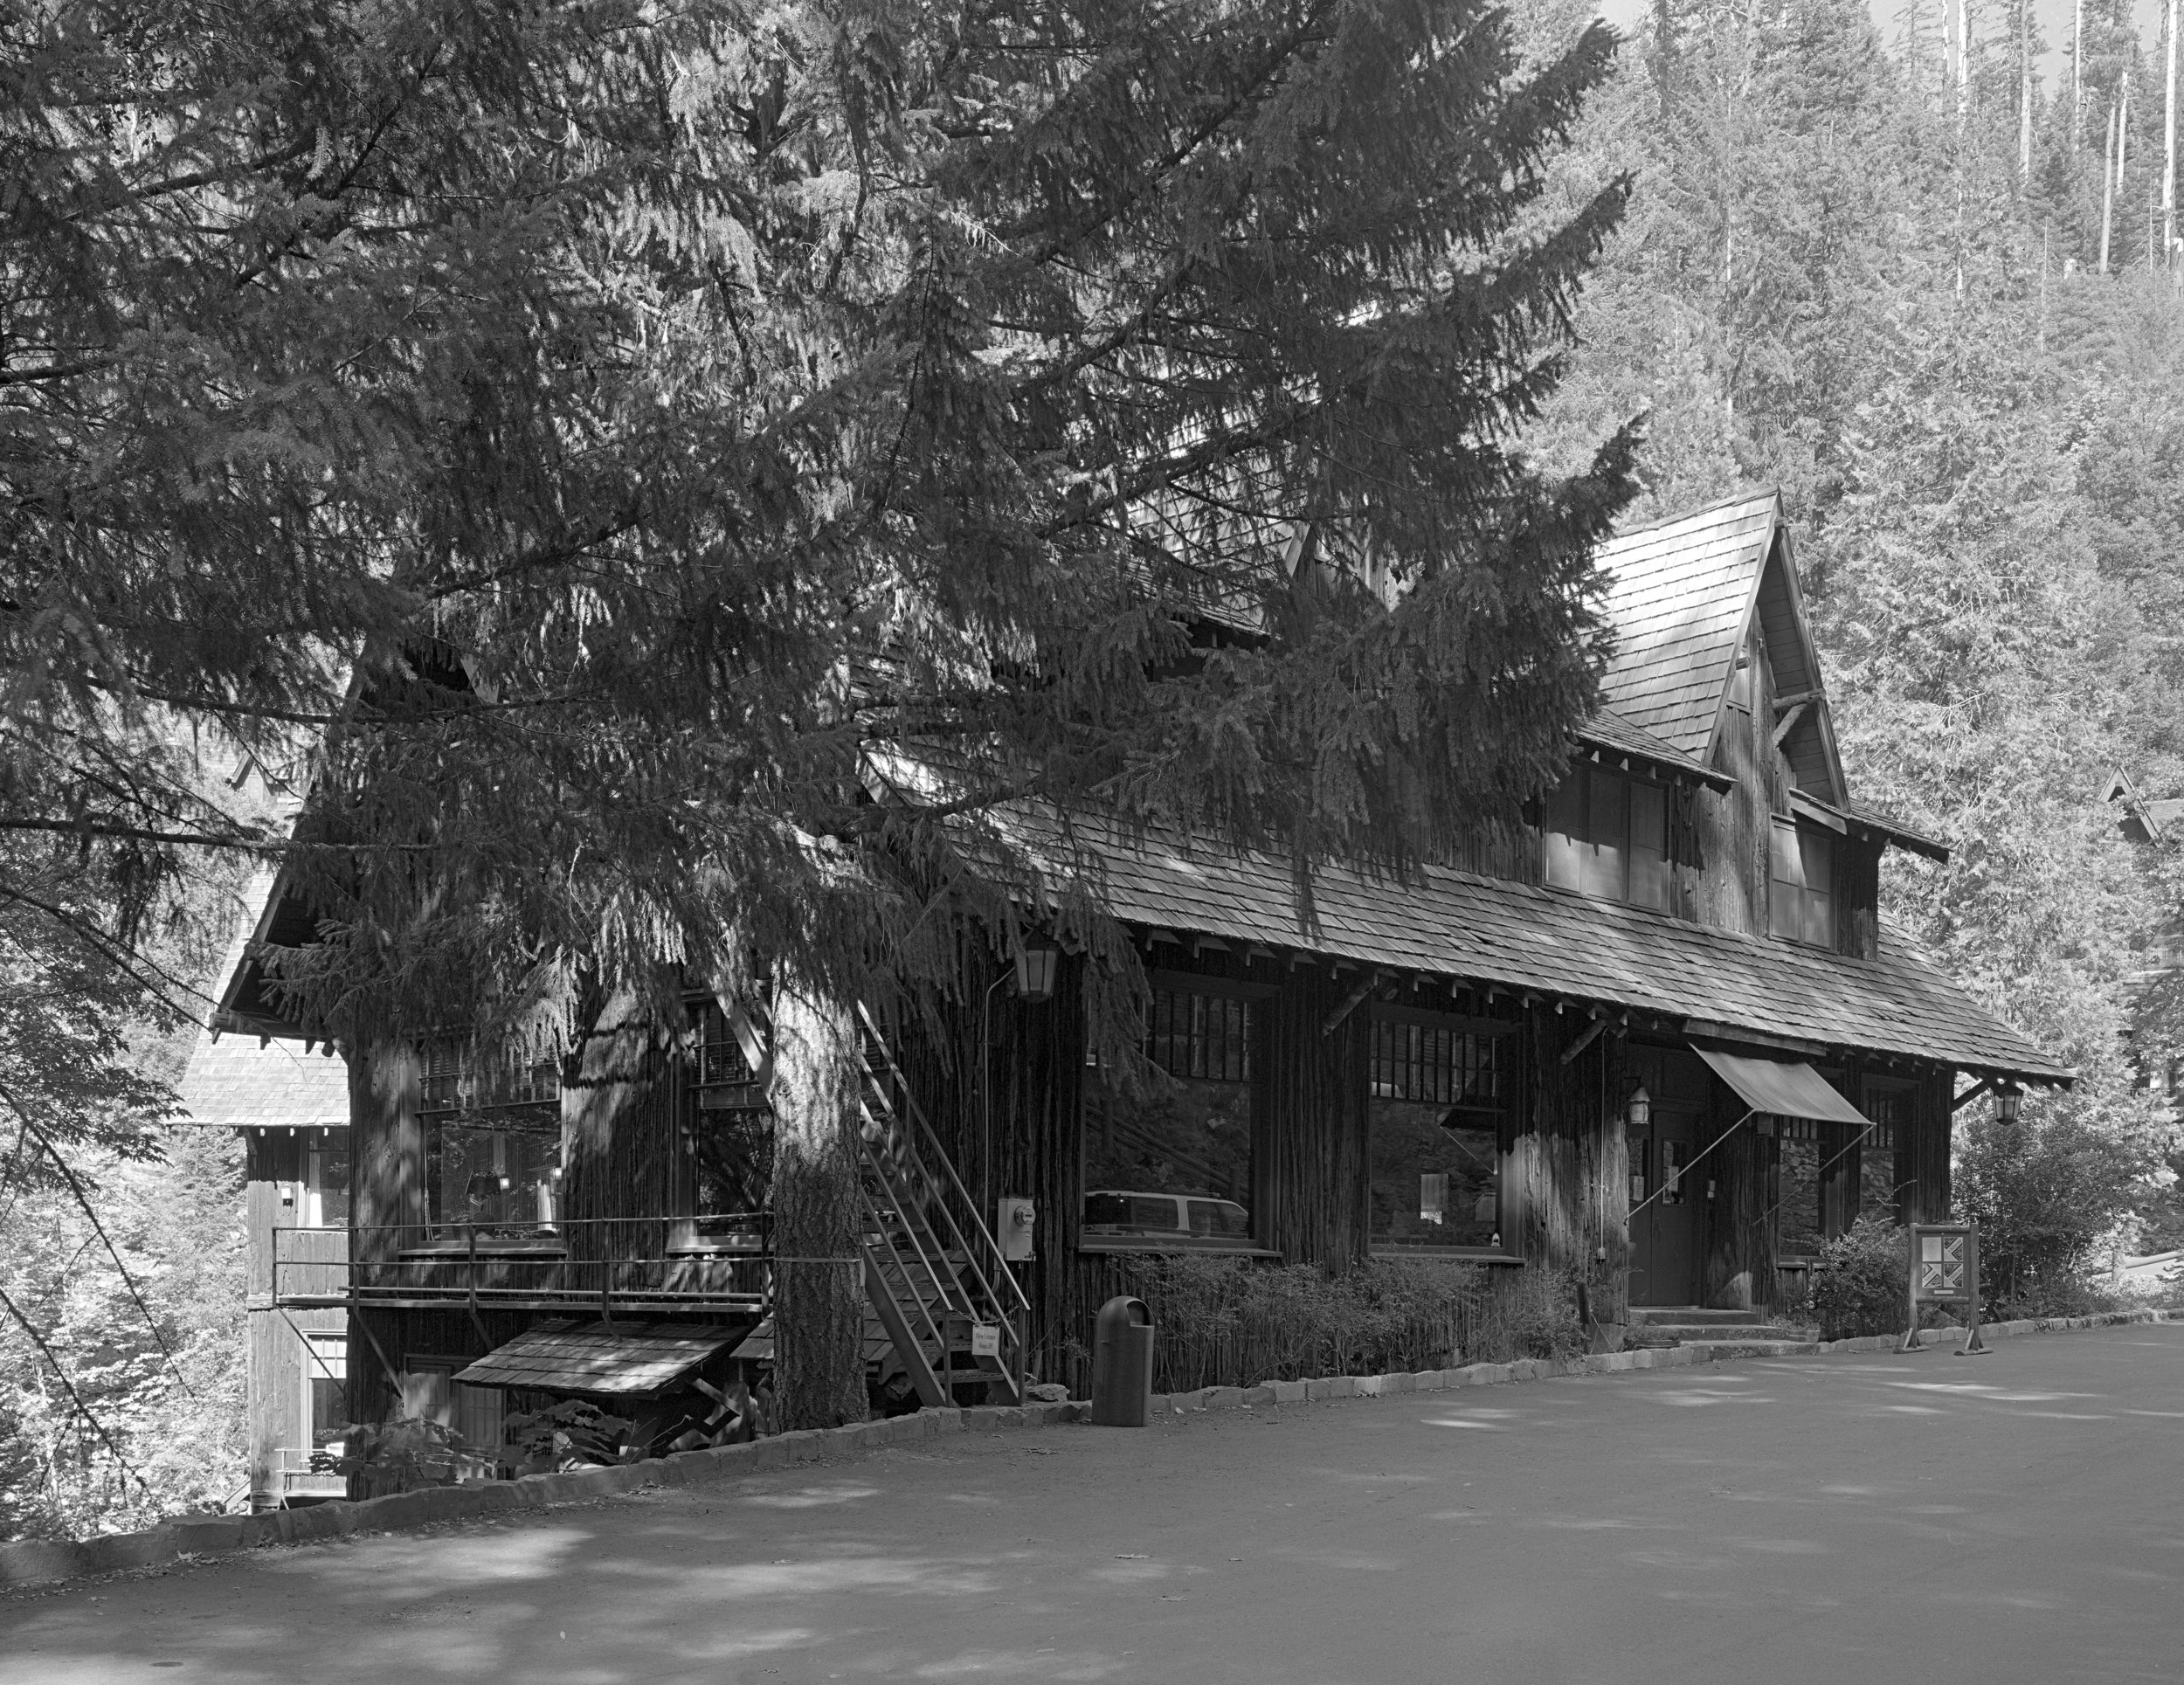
[{"left": 1081, "top": 1255, "right": 1584, "bottom": 1392}]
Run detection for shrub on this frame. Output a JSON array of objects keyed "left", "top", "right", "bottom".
[
  {"left": 1958, "top": 1108, "right": 2159, "bottom": 1316},
  {"left": 1809, "top": 1218, "right": 1908, "bottom": 1340},
  {"left": 1097, "top": 1256, "right": 1585, "bottom": 1392}
]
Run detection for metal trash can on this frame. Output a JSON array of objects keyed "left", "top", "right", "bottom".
[{"left": 1091, "top": 1295, "right": 1155, "bottom": 1426}]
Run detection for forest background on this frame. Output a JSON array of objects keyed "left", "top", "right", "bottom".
[{"left": 8, "top": 0, "right": 2184, "bottom": 1537}]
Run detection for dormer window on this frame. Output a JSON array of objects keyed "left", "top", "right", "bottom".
[
  {"left": 1543, "top": 765, "right": 1670, "bottom": 909},
  {"left": 1769, "top": 818, "right": 1835, "bottom": 946}
]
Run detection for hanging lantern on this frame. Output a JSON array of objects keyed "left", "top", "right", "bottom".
[
  {"left": 1994, "top": 1083, "right": 2024, "bottom": 1125},
  {"left": 1013, "top": 939, "right": 1061, "bottom": 1003},
  {"left": 1627, "top": 1083, "right": 1652, "bottom": 1132}
]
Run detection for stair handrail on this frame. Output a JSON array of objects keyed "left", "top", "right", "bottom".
[
  {"left": 856, "top": 1004, "right": 1029, "bottom": 1318},
  {"left": 854, "top": 1129, "right": 958, "bottom": 1349}
]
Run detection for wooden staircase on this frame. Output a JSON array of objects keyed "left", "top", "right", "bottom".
[
  {"left": 726, "top": 999, "right": 1029, "bottom": 1407},
  {"left": 854, "top": 1006, "right": 1026, "bottom": 1406}
]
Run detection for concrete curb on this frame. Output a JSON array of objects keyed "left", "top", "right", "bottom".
[
  {"left": 6, "top": 1309, "right": 2171, "bottom": 1592},
  {"left": 0, "top": 1400, "right": 1089, "bottom": 1592},
  {"left": 1146, "top": 1307, "right": 2177, "bottom": 1417}
]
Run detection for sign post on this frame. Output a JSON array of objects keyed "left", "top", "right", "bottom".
[{"left": 1904, "top": 1221, "right": 1988, "bottom": 1356}]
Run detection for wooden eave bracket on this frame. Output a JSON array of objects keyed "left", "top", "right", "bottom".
[
  {"left": 1952, "top": 1075, "right": 1995, "bottom": 1111},
  {"left": 1322, "top": 972, "right": 1380, "bottom": 1037},
  {"left": 1559, "top": 1012, "right": 1611, "bottom": 1066},
  {"left": 1772, "top": 701, "right": 1808, "bottom": 749}
]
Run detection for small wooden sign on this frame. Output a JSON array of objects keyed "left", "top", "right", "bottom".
[
  {"left": 1904, "top": 1222, "right": 1988, "bottom": 1354},
  {"left": 969, "top": 1322, "right": 1001, "bottom": 1359}
]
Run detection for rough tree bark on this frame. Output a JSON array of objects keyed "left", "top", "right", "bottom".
[{"left": 764, "top": 979, "right": 868, "bottom": 1429}]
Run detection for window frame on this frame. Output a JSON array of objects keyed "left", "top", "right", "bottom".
[
  {"left": 415, "top": 1037, "right": 566, "bottom": 1245},
  {"left": 1768, "top": 818, "right": 1837, "bottom": 949},
  {"left": 1365, "top": 1005, "right": 1522, "bottom": 1261},
  {"left": 1077, "top": 972, "right": 1277, "bottom": 1258},
  {"left": 1542, "top": 763, "right": 1673, "bottom": 911}
]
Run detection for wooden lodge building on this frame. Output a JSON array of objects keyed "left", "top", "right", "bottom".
[{"left": 196, "top": 490, "right": 2070, "bottom": 1496}]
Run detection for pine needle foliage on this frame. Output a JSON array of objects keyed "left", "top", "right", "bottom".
[{"left": 3, "top": 1, "right": 1637, "bottom": 1053}]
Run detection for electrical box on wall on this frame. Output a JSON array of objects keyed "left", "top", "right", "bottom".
[{"left": 997, "top": 1196, "right": 1036, "bottom": 1261}]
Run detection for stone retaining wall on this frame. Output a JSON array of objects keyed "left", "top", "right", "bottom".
[{"left": 3, "top": 1308, "right": 2167, "bottom": 1592}]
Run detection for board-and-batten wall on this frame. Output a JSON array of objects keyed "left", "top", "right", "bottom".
[
  {"left": 243, "top": 1129, "right": 345, "bottom": 1508},
  {"left": 897, "top": 947, "right": 1642, "bottom": 1390}
]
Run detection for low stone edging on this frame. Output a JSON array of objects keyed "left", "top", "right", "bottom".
[
  {"left": 1146, "top": 1307, "right": 2174, "bottom": 1414},
  {"left": 0, "top": 1399, "right": 1089, "bottom": 1592},
  {"left": 5, "top": 1308, "right": 2170, "bottom": 1593}
]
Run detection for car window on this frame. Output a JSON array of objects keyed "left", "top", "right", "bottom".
[
  {"left": 1187, "top": 1199, "right": 1249, "bottom": 1238},
  {"left": 1082, "top": 1193, "right": 1133, "bottom": 1228},
  {"left": 1131, "top": 1197, "right": 1183, "bottom": 1231}
]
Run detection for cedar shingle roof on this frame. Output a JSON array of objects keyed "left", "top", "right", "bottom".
[
  {"left": 176, "top": 1025, "right": 351, "bottom": 1129},
  {"left": 455, "top": 1320, "right": 737, "bottom": 1395},
  {"left": 1577, "top": 706, "right": 1732, "bottom": 791},
  {"left": 1005, "top": 811, "right": 2069, "bottom": 1082},
  {"left": 1596, "top": 491, "right": 1780, "bottom": 760}
]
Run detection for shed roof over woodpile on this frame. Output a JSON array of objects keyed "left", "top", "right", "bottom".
[
  {"left": 455, "top": 1320, "right": 738, "bottom": 1396},
  {"left": 999, "top": 809, "right": 2070, "bottom": 1083},
  {"left": 1595, "top": 491, "right": 1779, "bottom": 761},
  {"left": 176, "top": 1024, "right": 350, "bottom": 1129}
]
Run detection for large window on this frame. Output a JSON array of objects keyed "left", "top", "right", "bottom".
[
  {"left": 1776, "top": 1115, "right": 1823, "bottom": 1258},
  {"left": 1369, "top": 1012, "right": 1510, "bottom": 1250},
  {"left": 1082, "top": 983, "right": 1257, "bottom": 1245},
  {"left": 419, "top": 1042, "right": 563, "bottom": 1237},
  {"left": 688, "top": 1000, "right": 773, "bottom": 1218},
  {"left": 1544, "top": 765, "right": 1670, "bottom": 909},
  {"left": 1769, "top": 819, "right": 1835, "bottom": 947}
]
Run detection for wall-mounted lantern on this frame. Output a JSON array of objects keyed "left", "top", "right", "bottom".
[
  {"left": 1994, "top": 1083, "right": 2023, "bottom": 1126},
  {"left": 1013, "top": 939, "right": 1061, "bottom": 1003},
  {"left": 1627, "top": 1083, "right": 1652, "bottom": 1133}
]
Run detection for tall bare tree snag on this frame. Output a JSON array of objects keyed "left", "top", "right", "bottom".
[
  {"left": 764, "top": 980, "right": 868, "bottom": 1431},
  {"left": 2166, "top": 0, "right": 2179, "bottom": 265},
  {"left": 2022, "top": 0, "right": 2035, "bottom": 184},
  {"left": 2076, "top": 0, "right": 2087, "bottom": 142}
]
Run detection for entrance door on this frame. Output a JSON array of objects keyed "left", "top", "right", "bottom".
[{"left": 1629, "top": 1106, "right": 1701, "bottom": 1306}]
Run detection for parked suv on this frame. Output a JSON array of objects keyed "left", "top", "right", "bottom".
[{"left": 1083, "top": 1190, "right": 1250, "bottom": 1240}]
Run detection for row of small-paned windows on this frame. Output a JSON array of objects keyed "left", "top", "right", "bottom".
[
  {"left": 692, "top": 998, "right": 759, "bottom": 1088},
  {"left": 418, "top": 1038, "right": 561, "bottom": 1116},
  {"left": 1148, "top": 988, "right": 1254, "bottom": 1084},
  {"left": 1774, "top": 1112, "right": 1895, "bottom": 1150},
  {"left": 1368, "top": 1019, "right": 1503, "bottom": 1111},
  {"left": 1768, "top": 818, "right": 1835, "bottom": 948},
  {"left": 1542, "top": 764, "right": 1671, "bottom": 910}
]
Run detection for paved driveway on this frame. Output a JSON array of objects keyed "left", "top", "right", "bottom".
[{"left": 6, "top": 1323, "right": 2182, "bottom": 1684}]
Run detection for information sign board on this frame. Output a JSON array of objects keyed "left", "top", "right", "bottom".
[{"left": 1904, "top": 1222, "right": 1987, "bottom": 1354}]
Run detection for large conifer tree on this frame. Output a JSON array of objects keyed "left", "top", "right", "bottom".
[{"left": 4, "top": 0, "right": 1636, "bottom": 1426}]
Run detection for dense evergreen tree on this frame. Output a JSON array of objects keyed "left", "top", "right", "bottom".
[{"left": 3, "top": 1, "right": 1640, "bottom": 1433}]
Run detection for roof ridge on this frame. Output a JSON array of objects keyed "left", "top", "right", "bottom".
[{"left": 1606, "top": 486, "right": 1780, "bottom": 543}]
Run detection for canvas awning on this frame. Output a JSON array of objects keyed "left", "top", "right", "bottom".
[
  {"left": 454, "top": 1321, "right": 738, "bottom": 1396},
  {"left": 1692, "top": 1047, "right": 1870, "bottom": 1127}
]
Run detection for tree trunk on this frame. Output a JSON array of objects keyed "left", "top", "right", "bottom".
[
  {"left": 2166, "top": 0, "right": 2178, "bottom": 264},
  {"left": 2102, "top": 98, "right": 2119, "bottom": 273},
  {"left": 2020, "top": 0, "right": 2034, "bottom": 184},
  {"left": 765, "top": 980, "right": 868, "bottom": 1430}
]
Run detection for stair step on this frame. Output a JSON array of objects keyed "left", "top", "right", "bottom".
[
  {"left": 1628, "top": 1306, "right": 1787, "bottom": 1326},
  {"left": 1628, "top": 1323, "right": 1815, "bottom": 1344},
  {"left": 1668, "top": 1338, "right": 1823, "bottom": 1358}
]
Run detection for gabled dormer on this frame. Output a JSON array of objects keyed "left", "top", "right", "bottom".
[{"left": 1566, "top": 490, "right": 1946, "bottom": 952}]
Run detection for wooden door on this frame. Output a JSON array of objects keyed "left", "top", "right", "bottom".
[{"left": 1628, "top": 1105, "right": 1701, "bottom": 1306}]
